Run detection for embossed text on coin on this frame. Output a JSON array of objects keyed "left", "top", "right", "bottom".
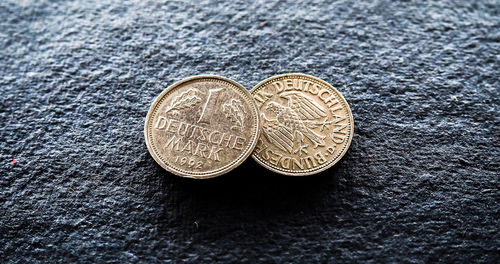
[
  {"left": 145, "top": 75, "right": 261, "bottom": 179},
  {"left": 251, "top": 73, "right": 353, "bottom": 176}
]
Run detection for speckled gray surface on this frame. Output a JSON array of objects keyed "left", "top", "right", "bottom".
[{"left": 1, "top": 0, "right": 499, "bottom": 263}]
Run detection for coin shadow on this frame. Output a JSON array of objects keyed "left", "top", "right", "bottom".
[{"left": 158, "top": 157, "right": 352, "bottom": 222}]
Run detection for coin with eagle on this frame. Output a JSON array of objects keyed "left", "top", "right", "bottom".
[
  {"left": 250, "top": 73, "right": 353, "bottom": 176},
  {"left": 144, "top": 75, "right": 261, "bottom": 179}
]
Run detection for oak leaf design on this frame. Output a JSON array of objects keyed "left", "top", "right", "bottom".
[
  {"left": 165, "top": 88, "right": 201, "bottom": 114},
  {"left": 222, "top": 98, "right": 246, "bottom": 130}
]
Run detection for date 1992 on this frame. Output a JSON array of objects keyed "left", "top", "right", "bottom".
[{"left": 173, "top": 156, "right": 203, "bottom": 169}]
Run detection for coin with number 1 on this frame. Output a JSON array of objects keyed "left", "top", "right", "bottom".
[{"left": 144, "top": 75, "right": 261, "bottom": 179}]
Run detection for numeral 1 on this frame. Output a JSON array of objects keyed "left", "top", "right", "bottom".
[{"left": 197, "top": 87, "right": 222, "bottom": 124}]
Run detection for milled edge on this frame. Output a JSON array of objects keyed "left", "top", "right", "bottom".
[
  {"left": 144, "top": 75, "right": 261, "bottom": 179},
  {"left": 250, "top": 73, "right": 354, "bottom": 176}
]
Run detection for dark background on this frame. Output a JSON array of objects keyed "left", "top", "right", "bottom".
[{"left": 1, "top": 0, "right": 499, "bottom": 263}]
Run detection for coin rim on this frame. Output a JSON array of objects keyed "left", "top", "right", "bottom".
[
  {"left": 250, "top": 73, "right": 354, "bottom": 176},
  {"left": 144, "top": 75, "right": 261, "bottom": 179}
]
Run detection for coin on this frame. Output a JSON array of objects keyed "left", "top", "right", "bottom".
[
  {"left": 250, "top": 73, "right": 354, "bottom": 176},
  {"left": 144, "top": 75, "right": 261, "bottom": 179}
]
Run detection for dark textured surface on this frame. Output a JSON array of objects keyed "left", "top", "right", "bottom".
[{"left": 1, "top": 0, "right": 499, "bottom": 263}]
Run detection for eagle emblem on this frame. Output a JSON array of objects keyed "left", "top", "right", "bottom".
[{"left": 262, "top": 91, "right": 332, "bottom": 156}]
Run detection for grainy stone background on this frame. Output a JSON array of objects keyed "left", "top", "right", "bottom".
[{"left": 1, "top": 0, "right": 499, "bottom": 263}]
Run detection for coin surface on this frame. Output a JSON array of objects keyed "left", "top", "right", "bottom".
[
  {"left": 250, "top": 73, "right": 353, "bottom": 176},
  {"left": 144, "top": 75, "right": 261, "bottom": 179}
]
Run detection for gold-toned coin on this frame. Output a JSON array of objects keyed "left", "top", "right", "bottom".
[
  {"left": 251, "top": 73, "right": 354, "bottom": 176},
  {"left": 144, "top": 75, "right": 261, "bottom": 179}
]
